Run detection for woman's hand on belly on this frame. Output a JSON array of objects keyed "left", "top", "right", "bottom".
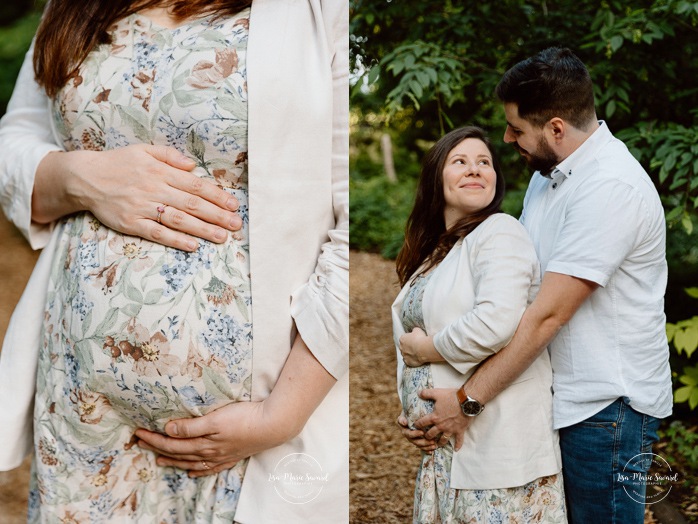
[
  {"left": 399, "top": 328, "right": 445, "bottom": 367},
  {"left": 396, "top": 412, "right": 438, "bottom": 453},
  {"left": 134, "top": 399, "right": 291, "bottom": 477},
  {"left": 134, "top": 333, "right": 337, "bottom": 477},
  {"left": 34, "top": 144, "right": 242, "bottom": 252}
]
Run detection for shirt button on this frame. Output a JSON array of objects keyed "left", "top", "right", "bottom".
[{"left": 552, "top": 183, "right": 558, "bottom": 189}]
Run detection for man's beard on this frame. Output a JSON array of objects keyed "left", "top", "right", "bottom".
[{"left": 516, "top": 136, "right": 559, "bottom": 176}]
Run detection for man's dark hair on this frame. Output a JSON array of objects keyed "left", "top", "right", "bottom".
[{"left": 495, "top": 47, "right": 596, "bottom": 130}]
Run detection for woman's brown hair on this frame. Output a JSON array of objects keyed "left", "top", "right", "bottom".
[
  {"left": 395, "top": 126, "right": 506, "bottom": 286},
  {"left": 33, "top": 0, "right": 252, "bottom": 97}
]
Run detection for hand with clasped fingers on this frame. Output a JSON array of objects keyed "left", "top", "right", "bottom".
[
  {"left": 134, "top": 334, "right": 336, "bottom": 477},
  {"left": 34, "top": 144, "right": 242, "bottom": 251},
  {"left": 135, "top": 400, "right": 293, "bottom": 477},
  {"left": 397, "top": 327, "right": 473, "bottom": 452}
]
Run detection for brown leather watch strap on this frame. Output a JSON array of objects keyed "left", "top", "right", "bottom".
[{"left": 456, "top": 384, "right": 468, "bottom": 405}]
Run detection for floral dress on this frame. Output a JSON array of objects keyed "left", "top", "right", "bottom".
[
  {"left": 29, "top": 9, "right": 252, "bottom": 523},
  {"left": 400, "top": 275, "right": 567, "bottom": 524}
]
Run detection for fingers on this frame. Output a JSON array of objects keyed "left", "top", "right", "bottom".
[
  {"left": 145, "top": 144, "right": 197, "bottom": 171},
  {"left": 423, "top": 425, "right": 442, "bottom": 440},
  {"left": 151, "top": 205, "right": 231, "bottom": 246},
  {"left": 139, "top": 145, "right": 243, "bottom": 246},
  {"left": 152, "top": 455, "right": 239, "bottom": 477},
  {"left": 418, "top": 388, "right": 438, "bottom": 401},
  {"left": 454, "top": 432, "right": 464, "bottom": 452},
  {"left": 397, "top": 414, "right": 437, "bottom": 453},
  {"left": 165, "top": 416, "right": 216, "bottom": 439},
  {"left": 413, "top": 412, "right": 436, "bottom": 431},
  {"left": 144, "top": 221, "right": 200, "bottom": 252},
  {"left": 154, "top": 172, "right": 242, "bottom": 241},
  {"left": 135, "top": 429, "right": 214, "bottom": 460},
  {"left": 436, "top": 433, "right": 451, "bottom": 447}
]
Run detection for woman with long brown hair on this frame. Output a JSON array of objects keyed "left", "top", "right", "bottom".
[
  {"left": 392, "top": 126, "right": 565, "bottom": 522},
  {"left": 0, "top": 1, "right": 348, "bottom": 522}
]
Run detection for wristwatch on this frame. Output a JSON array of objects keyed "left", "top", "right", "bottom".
[{"left": 456, "top": 385, "right": 484, "bottom": 417}]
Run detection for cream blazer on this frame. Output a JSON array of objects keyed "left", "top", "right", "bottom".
[
  {"left": 0, "top": 1, "right": 348, "bottom": 522},
  {"left": 392, "top": 214, "right": 561, "bottom": 489}
]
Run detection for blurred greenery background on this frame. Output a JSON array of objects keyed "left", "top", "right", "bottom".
[
  {"left": 350, "top": 0, "right": 698, "bottom": 515},
  {"left": 0, "top": 1, "right": 41, "bottom": 115}
]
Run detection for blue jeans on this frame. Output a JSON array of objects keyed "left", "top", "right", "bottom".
[{"left": 559, "top": 398, "right": 660, "bottom": 523}]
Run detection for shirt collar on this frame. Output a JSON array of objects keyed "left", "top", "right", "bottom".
[{"left": 546, "top": 120, "right": 611, "bottom": 180}]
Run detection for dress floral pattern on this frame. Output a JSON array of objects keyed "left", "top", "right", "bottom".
[
  {"left": 400, "top": 275, "right": 567, "bottom": 524},
  {"left": 29, "top": 9, "right": 252, "bottom": 523}
]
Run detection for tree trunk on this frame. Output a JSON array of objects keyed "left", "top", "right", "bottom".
[{"left": 380, "top": 133, "right": 397, "bottom": 183}]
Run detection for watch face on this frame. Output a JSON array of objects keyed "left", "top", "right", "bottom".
[{"left": 461, "top": 399, "right": 482, "bottom": 416}]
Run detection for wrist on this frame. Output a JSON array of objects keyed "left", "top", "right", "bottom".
[
  {"left": 261, "top": 395, "right": 305, "bottom": 444},
  {"left": 456, "top": 385, "right": 485, "bottom": 417},
  {"left": 418, "top": 335, "right": 442, "bottom": 365},
  {"left": 62, "top": 150, "right": 101, "bottom": 212}
]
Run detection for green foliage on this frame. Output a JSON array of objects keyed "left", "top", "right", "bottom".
[
  {"left": 349, "top": 176, "right": 416, "bottom": 259},
  {"left": 661, "top": 420, "right": 698, "bottom": 472},
  {"left": 618, "top": 122, "right": 698, "bottom": 234},
  {"left": 367, "top": 41, "right": 467, "bottom": 134},
  {"left": 667, "top": 289, "right": 698, "bottom": 409},
  {"left": 0, "top": 12, "right": 41, "bottom": 116},
  {"left": 351, "top": 0, "right": 698, "bottom": 242}
]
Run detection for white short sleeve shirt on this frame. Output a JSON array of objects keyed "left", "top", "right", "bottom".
[{"left": 520, "top": 121, "right": 673, "bottom": 429}]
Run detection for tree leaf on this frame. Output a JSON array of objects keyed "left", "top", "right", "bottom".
[
  {"left": 691, "top": 388, "right": 698, "bottom": 410},
  {"left": 666, "top": 322, "right": 678, "bottom": 342},
  {"left": 367, "top": 65, "right": 380, "bottom": 85},
  {"left": 680, "top": 326, "right": 698, "bottom": 356},
  {"left": 682, "top": 213, "right": 694, "bottom": 235},
  {"left": 409, "top": 79, "right": 423, "bottom": 98},
  {"left": 675, "top": 385, "right": 692, "bottom": 403},
  {"left": 606, "top": 100, "right": 616, "bottom": 118},
  {"left": 685, "top": 288, "right": 698, "bottom": 299},
  {"left": 610, "top": 35, "right": 624, "bottom": 52}
]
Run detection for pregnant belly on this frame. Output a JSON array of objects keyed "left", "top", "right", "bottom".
[
  {"left": 401, "top": 365, "right": 434, "bottom": 430},
  {"left": 44, "top": 214, "right": 252, "bottom": 431}
]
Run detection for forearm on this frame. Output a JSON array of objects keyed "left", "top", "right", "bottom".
[
  {"left": 264, "top": 332, "right": 337, "bottom": 440},
  {"left": 463, "top": 306, "right": 561, "bottom": 405},
  {"left": 463, "top": 272, "right": 598, "bottom": 405},
  {"left": 32, "top": 150, "right": 92, "bottom": 224}
]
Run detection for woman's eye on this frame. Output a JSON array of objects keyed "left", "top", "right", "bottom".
[
  {"left": 454, "top": 159, "right": 465, "bottom": 164},
  {"left": 478, "top": 160, "right": 490, "bottom": 166}
]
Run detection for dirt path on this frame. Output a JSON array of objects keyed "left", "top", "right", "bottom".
[{"left": 350, "top": 251, "right": 418, "bottom": 523}]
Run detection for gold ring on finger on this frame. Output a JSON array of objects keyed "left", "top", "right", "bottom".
[
  {"left": 202, "top": 460, "right": 210, "bottom": 470},
  {"left": 156, "top": 204, "right": 168, "bottom": 224}
]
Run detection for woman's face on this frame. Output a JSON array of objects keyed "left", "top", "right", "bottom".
[{"left": 442, "top": 138, "right": 497, "bottom": 228}]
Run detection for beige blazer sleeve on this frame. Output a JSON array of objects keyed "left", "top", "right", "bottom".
[
  {"left": 432, "top": 214, "right": 540, "bottom": 373},
  {"left": 0, "top": 41, "right": 62, "bottom": 248},
  {"left": 0, "top": 40, "right": 64, "bottom": 470},
  {"left": 289, "top": 0, "right": 349, "bottom": 380}
]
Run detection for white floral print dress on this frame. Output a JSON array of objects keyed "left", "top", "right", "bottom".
[
  {"left": 29, "top": 9, "right": 252, "bottom": 523},
  {"left": 400, "top": 274, "right": 567, "bottom": 524}
]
